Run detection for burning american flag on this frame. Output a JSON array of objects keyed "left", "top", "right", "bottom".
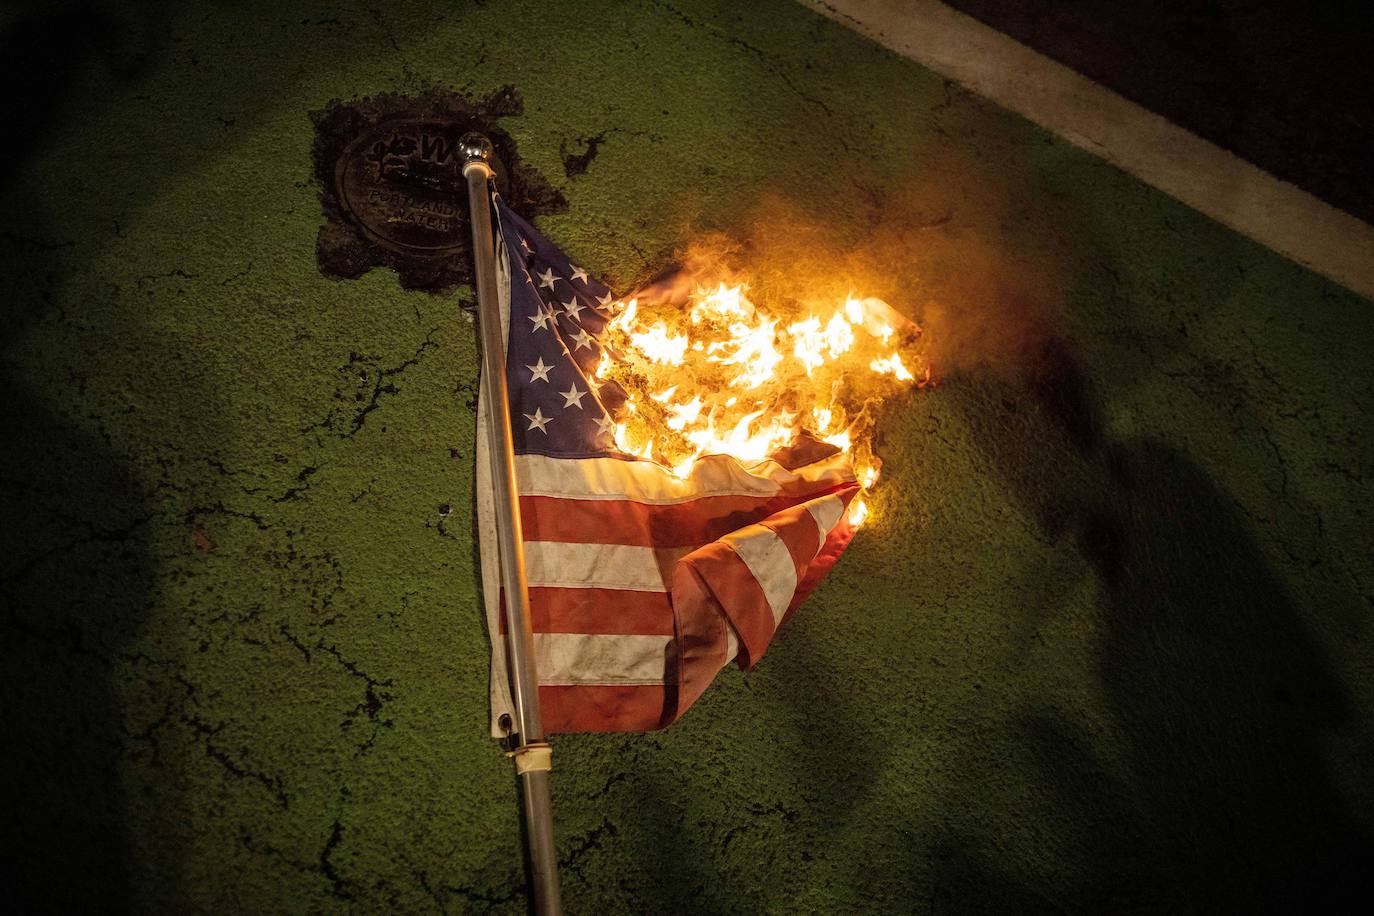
[{"left": 478, "top": 196, "right": 926, "bottom": 734}]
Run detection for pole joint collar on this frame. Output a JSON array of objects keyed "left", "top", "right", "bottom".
[{"left": 507, "top": 741, "right": 552, "bottom": 775}]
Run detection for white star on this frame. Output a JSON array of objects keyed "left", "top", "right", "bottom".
[
  {"left": 524, "top": 408, "right": 552, "bottom": 433},
  {"left": 593, "top": 415, "right": 615, "bottom": 437},
  {"left": 570, "top": 327, "right": 594, "bottom": 351},
  {"left": 520, "top": 237, "right": 532, "bottom": 253},
  {"left": 526, "top": 357, "right": 553, "bottom": 383},
  {"left": 562, "top": 298, "right": 586, "bottom": 321},
  {"left": 528, "top": 309, "right": 551, "bottom": 332},
  {"left": 561, "top": 386, "right": 587, "bottom": 409},
  {"left": 537, "top": 268, "right": 557, "bottom": 290},
  {"left": 596, "top": 292, "right": 614, "bottom": 308},
  {"left": 570, "top": 265, "right": 589, "bottom": 284}
]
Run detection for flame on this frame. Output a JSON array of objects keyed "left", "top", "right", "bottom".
[
  {"left": 857, "top": 460, "right": 879, "bottom": 490},
  {"left": 789, "top": 315, "right": 826, "bottom": 375},
  {"left": 848, "top": 496, "right": 869, "bottom": 527},
  {"left": 631, "top": 325, "right": 688, "bottom": 366},
  {"left": 707, "top": 318, "right": 783, "bottom": 389},
  {"left": 596, "top": 280, "right": 929, "bottom": 528},
  {"left": 870, "top": 352, "right": 915, "bottom": 381}
]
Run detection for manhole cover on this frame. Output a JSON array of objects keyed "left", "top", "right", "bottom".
[{"left": 312, "top": 88, "right": 566, "bottom": 291}]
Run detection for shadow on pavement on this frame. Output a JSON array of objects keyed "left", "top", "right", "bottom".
[
  {"left": 0, "top": 319, "right": 156, "bottom": 912},
  {"left": 943, "top": 333, "right": 1370, "bottom": 912},
  {"left": 1, "top": 4, "right": 165, "bottom": 910}
]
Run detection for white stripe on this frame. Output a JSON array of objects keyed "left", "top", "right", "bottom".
[
  {"left": 515, "top": 451, "right": 855, "bottom": 504},
  {"left": 534, "top": 632, "right": 670, "bottom": 685},
  {"left": 801, "top": 0, "right": 1374, "bottom": 302},
  {"left": 523, "top": 541, "right": 694, "bottom": 592},
  {"left": 805, "top": 492, "right": 847, "bottom": 553},
  {"left": 482, "top": 218, "right": 517, "bottom": 737},
  {"left": 721, "top": 524, "right": 798, "bottom": 625}
]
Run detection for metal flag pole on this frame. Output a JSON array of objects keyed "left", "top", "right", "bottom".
[{"left": 459, "top": 133, "right": 564, "bottom": 916}]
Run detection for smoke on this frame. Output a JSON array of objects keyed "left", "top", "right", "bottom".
[
  {"left": 644, "top": 147, "right": 1068, "bottom": 384},
  {"left": 592, "top": 146, "right": 1071, "bottom": 502}
]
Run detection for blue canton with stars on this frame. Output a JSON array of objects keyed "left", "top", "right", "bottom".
[{"left": 496, "top": 196, "right": 630, "bottom": 459}]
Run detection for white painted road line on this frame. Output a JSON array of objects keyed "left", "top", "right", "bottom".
[{"left": 801, "top": 0, "right": 1374, "bottom": 302}]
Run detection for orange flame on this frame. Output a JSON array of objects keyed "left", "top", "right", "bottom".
[{"left": 593, "top": 280, "right": 929, "bottom": 526}]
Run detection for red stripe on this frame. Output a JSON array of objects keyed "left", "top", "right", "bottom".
[
  {"left": 497, "top": 588, "right": 675, "bottom": 635},
  {"left": 504, "top": 473, "right": 860, "bottom": 733},
  {"left": 519, "top": 484, "right": 852, "bottom": 547},
  {"left": 675, "top": 542, "right": 777, "bottom": 670},
  {"left": 760, "top": 502, "right": 828, "bottom": 591},
  {"left": 782, "top": 491, "right": 859, "bottom": 625},
  {"left": 540, "top": 684, "right": 668, "bottom": 733},
  {"left": 665, "top": 560, "right": 735, "bottom": 728}
]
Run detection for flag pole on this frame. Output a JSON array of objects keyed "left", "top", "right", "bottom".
[{"left": 460, "top": 133, "right": 564, "bottom": 916}]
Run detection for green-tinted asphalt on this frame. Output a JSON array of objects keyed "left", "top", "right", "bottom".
[{"left": 2, "top": 1, "right": 1370, "bottom": 912}]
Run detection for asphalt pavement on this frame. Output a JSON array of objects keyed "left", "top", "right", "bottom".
[{"left": 2, "top": 1, "right": 1370, "bottom": 912}]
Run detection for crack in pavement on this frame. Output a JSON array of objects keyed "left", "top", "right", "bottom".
[
  {"left": 650, "top": 0, "right": 834, "bottom": 115},
  {"left": 558, "top": 818, "right": 617, "bottom": 878},
  {"left": 302, "top": 326, "right": 441, "bottom": 438},
  {"left": 181, "top": 711, "right": 290, "bottom": 809},
  {"left": 319, "top": 816, "right": 355, "bottom": 899},
  {"left": 317, "top": 642, "right": 395, "bottom": 726}
]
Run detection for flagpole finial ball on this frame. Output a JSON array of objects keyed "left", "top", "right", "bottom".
[{"left": 460, "top": 133, "right": 494, "bottom": 164}]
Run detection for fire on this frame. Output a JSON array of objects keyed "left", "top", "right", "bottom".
[
  {"left": 848, "top": 497, "right": 869, "bottom": 527},
  {"left": 870, "top": 352, "right": 915, "bottom": 381},
  {"left": 593, "top": 280, "right": 930, "bottom": 526}
]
